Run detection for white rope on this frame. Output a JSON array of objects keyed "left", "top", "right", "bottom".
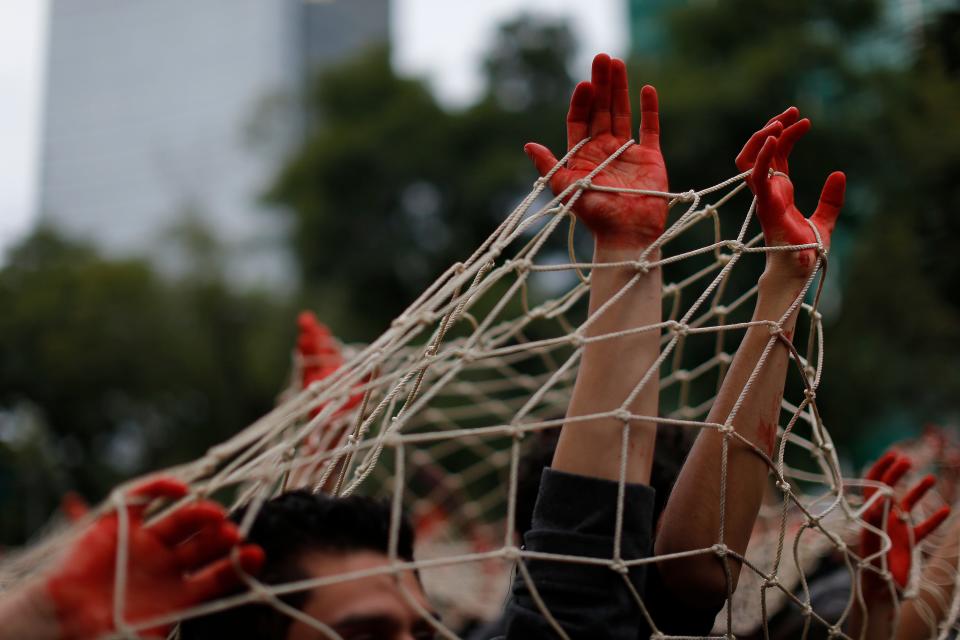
[{"left": 3, "top": 138, "right": 957, "bottom": 640}]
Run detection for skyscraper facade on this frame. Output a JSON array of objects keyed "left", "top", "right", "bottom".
[{"left": 38, "top": 0, "right": 389, "bottom": 286}]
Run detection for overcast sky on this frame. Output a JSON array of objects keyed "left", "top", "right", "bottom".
[{"left": 0, "top": 0, "right": 625, "bottom": 255}]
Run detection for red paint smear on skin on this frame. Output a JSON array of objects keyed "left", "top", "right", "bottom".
[{"left": 758, "top": 421, "right": 777, "bottom": 456}]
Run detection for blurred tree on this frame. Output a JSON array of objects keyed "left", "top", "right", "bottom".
[
  {"left": 0, "top": 228, "right": 294, "bottom": 543},
  {"left": 266, "top": 16, "right": 573, "bottom": 340},
  {"left": 626, "top": 0, "right": 960, "bottom": 454}
]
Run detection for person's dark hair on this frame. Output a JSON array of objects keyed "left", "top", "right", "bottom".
[{"left": 179, "top": 490, "right": 415, "bottom": 640}]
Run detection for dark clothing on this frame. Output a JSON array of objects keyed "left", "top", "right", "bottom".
[{"left": 488, "top": 468, "right": 719, "bottom": 639}]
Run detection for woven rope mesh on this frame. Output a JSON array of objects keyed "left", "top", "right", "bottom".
[{"left": 4, "top": 138, "right": 959, "bottom": 639}]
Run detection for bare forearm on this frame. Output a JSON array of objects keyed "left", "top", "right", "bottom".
[
  {"left": 849, "top": 577, "right": 897, "bottom": 640},
  {"left": 655, "top": 270, "right": 806, "bottom": 598},
  {"left": 553, "top": 242, "right": 662, "bottom": 485},
  {"left": 0, "top": 581, "right": 60, "bottom": 640}
]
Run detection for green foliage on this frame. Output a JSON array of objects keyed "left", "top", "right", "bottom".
[
  {"left": 0, "top": 228, "right": 294, "bottom": 543},
  {"left": 266, "top": 17, "right": 573, "bottom": 340},
  {"left": 619, "top": 0, "right": 960, "bottom": 454}
]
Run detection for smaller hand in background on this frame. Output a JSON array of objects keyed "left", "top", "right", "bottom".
[{"left": 860, "top": 451, "right": 950, "bottom": 590}]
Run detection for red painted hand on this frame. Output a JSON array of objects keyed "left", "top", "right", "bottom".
[
  {"left": 46, "top": 477, "right": 264, "bottom": 639},
  {"left": 524, "top": 53, "right": 668, "bottom": 250},
  {"left": 860, "top": 451, "right": 950, "bottom": 590},
  {"left": 297, "top": 311, "right": 362, "bottom": 418},
  {"left": 736, "top": 108, "right": 846, "bottom": 280}
]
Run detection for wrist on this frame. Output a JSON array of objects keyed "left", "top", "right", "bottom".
[
  {"left": 758, "top": 268, "right": 807, "bottom": 299},
  {"left": 594, "top": 240, "right": 661, "bottom": 265},
  {"left": 0, "top": 580, "right": 61, "bottom": 640}
]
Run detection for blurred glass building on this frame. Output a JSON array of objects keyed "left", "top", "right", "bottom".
[{"left": 38, "top": 0, "right": 388, "bottom": 287}]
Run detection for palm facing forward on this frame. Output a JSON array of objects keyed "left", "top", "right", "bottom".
[{"left": 525, "top": 54, "right": 668, "bottom": 250}]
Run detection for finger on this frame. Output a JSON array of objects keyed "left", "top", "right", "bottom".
[
  {"left": 914, "top": 506, "right": 951, "bottom": 542},
  {"left": 764, "top": 106, "right": 800, "bottom": 129},
  {"left": 866, "top": 451, "right": 900, "bottom": 482},
  {"left": 61, "top": 491, "right": 90, "bottom": 522},
  {"left": 175, "top": 522, "right": 241, "bottom": 570},
  {"left": 566, "top": 81, "right": 593, "bottom": 151},
  {"left": 524, "top": 143, "right": 573, "bottom": 198},
  {"left": 589, "top": 53, "right": 612, "bottom": 136},
  {"left": 775, "top": 118, "right": 810, "bottom": 165},
  {"left": 297, "top": 310, "right": 318, "bottom": 334},
  {"left": 610, "top": 58, "right": 632, "bottom": 139},
  {"left": 735, "top": 121, "right": 784, "bottom": 172},
  {"left": 751, "top": 136, "right": 777, "bottom": 199},
  {"left": 901, "top": 475, "right": 937, "bottom": 511},
  {"left": 149, "top": 502, "right": 228, "bottom": 546},
  {"left": 524, "top": 142, "right": 561, "bottom": 178},
  {"left": 127, "top": 477, "right": 189, "bottom": 519},
  {"left": 638, "top": 84, "right": 660, "bottom": 150},
  {"left": 882, "top": 456, "right": 912, "bottom": 488},
  {"left": 810, "top": 171, "right": 846, "bottom": 238},
  {"left": 187, "top": 544, "right": 266, "bottom": 602}
]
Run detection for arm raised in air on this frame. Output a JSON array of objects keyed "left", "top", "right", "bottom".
[{"left": 655, "top": 107, "right": 847, "bottom": 610}]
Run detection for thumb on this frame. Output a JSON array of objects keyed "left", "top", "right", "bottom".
[
  {"left": 811, "top": 171, "right": 845, "bottom": 239},
  {"left": 523, "top": 143, "right": 560, "bottom": 178}
]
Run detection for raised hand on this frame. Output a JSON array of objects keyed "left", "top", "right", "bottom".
[
  {"left": 736, "top": 108, "right": 846, "bottom": 280},
  {"left": 46, "top": 477, "right": 264, "bottom": 639},
  {"left": 860, "top": 451, "right": 951, "bottom": 589},
  {"left": 296, "top": 311, "right": 362, "bottom": 419},
  {"left": 524, "top": 53, "right": 668, "bottom": 250}
]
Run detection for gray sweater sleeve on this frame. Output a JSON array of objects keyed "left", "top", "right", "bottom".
[{"left": 501, "top": 468, "right": 656, "bottom": 640}]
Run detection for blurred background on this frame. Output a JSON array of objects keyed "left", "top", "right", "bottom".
[{"left": 1, "top": 0, "right": 958, "bottom": 546}]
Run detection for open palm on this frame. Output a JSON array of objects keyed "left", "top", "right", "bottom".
[{"left": 525, "top": 54, "right": 668, "bottom": 249}]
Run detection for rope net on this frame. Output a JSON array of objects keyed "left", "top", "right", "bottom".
[{"left": 4, "top": 137, "right": 959, "bottom": 639}]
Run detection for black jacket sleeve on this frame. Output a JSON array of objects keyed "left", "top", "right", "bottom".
[{"left": 501, "top": 468, "right": 656, "bottom": 640}]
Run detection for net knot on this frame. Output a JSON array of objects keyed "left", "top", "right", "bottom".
[
  {"left": 613, "top": 408, "right": 632, "bottom": 423},
  {"left": 768, "top": 322, "right": 783, "bottom": 336},
  {"left": 382, "top": 432, "right": 402, "bottom": 447},
  {"left": 713, "top": 304, "right": 728, "bottom": 316},
  {"left": 610, "top": 560, "right": 629, "bottom": 575},
  {"left": 503, "top": 546, "right": 521, "bottom": 561},
  {"left": 807, "top": 514, "right": 821, "bottom": 527},
  {"left": 569, "top": 333, "right": 585, "bottom": 348},
  {"left": 513, "top": 258, "right": 533, "bottom": 273},
  {"left": 762, "top": 574, "right": 779, "bottom": 589},
  {"left": 819, "top": 442, "right": 834, "bottom": 453},
  {"left": 776, "top": 480, "right": 791, "bottom": 493},
  {"left": 725, "top": 240, "right": 745, "bottom": 254},
  {"left": 680, "top": 189, "right": 696, "bottom": 202},
  {"left": 802, "top": 604, "right": 813, "bottom": 617},
  {"left": 534, "top": 176, "right": 549, "bottom": 189},
  {"left": 576, "top": 178, "right": 593, "bottom": 190},
  {"left": 712, "top": 543, "right": 728, "bottom": 558},
  {"left": 633, "top": 260, "right": 650, "bottom": 274},
  {"left": 668, "top": 321, "right": 689, "bottom": 336},
  {"left": 804, "top": 389, "right": 817, "bottom": 401}
]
